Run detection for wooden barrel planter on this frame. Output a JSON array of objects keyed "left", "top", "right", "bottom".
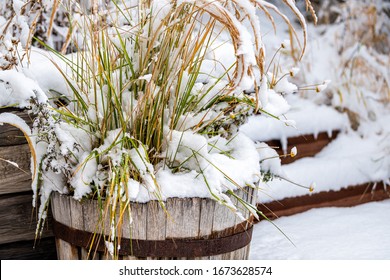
[
  {"left": 0, "top": 108, "right": 57, "bottom": 259},
  {"left": 51, "top": 187, "right": 257, "bottom": 260},
  {"left": 257, "top": 181, "right": 390, "bottom": 220},
  {"left": 266, "top": 130, "right": 340, "bottom": 165}
]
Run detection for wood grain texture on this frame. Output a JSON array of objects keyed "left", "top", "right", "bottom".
[
  {"left": 0, "top": 109, "right": 32, "bottom": 147},
  {"left": 0, "top": 192, "right": 53, "bottom": 244},
  {"left": 198, "top": 198, "right": 215, "bottom": 237},
  {"left": 0, "top": 108, "right": 33, "bottom": 195},
  {"left": 55, "top": 238, "right": 79, "bottom": 260},
  {"left": 0, "top": 237, "right": 57, "bottom": 260},
  {"left": 0, "top": 191, "right": 57, "bottom": 260},
  {"left": 52, "top": 193, "right": 80, "bottom": 260},
  {"left": 146, "top": 200, "right": 167, "bottom": 240},
  {"left": 130, "top": 202, "right": 148, "bottom": 240},
  {"left": 0, "top": 144, "right": 32, "bottom": 195},
  {"left": 165, "top": 197, "right": 200, "bottom": 239}
]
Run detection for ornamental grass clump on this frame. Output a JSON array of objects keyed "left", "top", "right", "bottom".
[
  {"left": 298, "top": 0, "right": 389, "bottom": 127},
  {"left": 17, "top": 0, "right": 315, "bottom": 257}
]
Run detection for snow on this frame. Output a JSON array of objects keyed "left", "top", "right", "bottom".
[
  {"left": 245, "top": 0, "right": 389, "bottom": 206},
  {"left": 315, "top": 79, "right": 331, "bottom": 93},
  {"left": 250, "top": 200, "right": 390, "bottom": 259},
  {"left": 290, "top": 146, "right": 297, "bottom": 158},
  {"left": 0, "top": 112, "right": 32, "bottom": 137},
  {"left": 138, "top": 74, "right": 153, "bottom": 83},
  {"left": 298, "top": 10, "right": 389, "bottom": 122},
  {"left": 199, "top": 40, "right": 236, "bottom": 83},
  {"left": 261, "top": 88, "right": 291, "bottom": 117},
  {"left": 12, "top": 0, "right": 24, "bottom": 14},
  {"left": 22, "top": 48, "right": 70, "bottom": 101},
  {"left": 0, "top": 69, "right": 48, "bottom": 108},
  {"left": 257, "top": 113, "right": 390, "bottom": 204},
  {"left": 0, "top": 159, "right": 19, "bottom": 168},
  {"left": 70, "top": 152, "right": 98, "bottom": 200},
  {"left": 240, "top": 94, "right": 349, "bottom": 152},
  {"left": 256, "top": 142, "right": 283, "bottom": 176},
  {"left": 289, "top": 67, "right": 300, "bottom": 77},
  {"left": 145, "top": 132, "right": 261, "bottom": 202}
]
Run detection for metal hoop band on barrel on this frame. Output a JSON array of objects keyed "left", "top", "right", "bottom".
[{"left": 52, "top": 219, "right": 254, "bottom": 258}]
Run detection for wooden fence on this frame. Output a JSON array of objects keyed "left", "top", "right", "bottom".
[{"left": 0, "top": 109, "right": 57, "bottom": 259}]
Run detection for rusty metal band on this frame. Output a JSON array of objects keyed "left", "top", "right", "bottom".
[{"left": 52, "top": 219, "right": 253, "bottom": 258}]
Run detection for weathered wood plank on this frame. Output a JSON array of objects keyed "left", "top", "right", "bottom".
[
  {"left": 82, "top": 198, "right": 102, "bottom": 234},
  {"left": 0, "top": 237, "right": 57, "bottom": 260},
  {"left": 146, "top": 200, "right": 167, "bottom": 240},
  {"left": 165, "top": 198, "right": 201, "bottom": 260},
  {"left": 232, "top": 187, "right": 255, "bottom": 260},
  {"left": 81, "top": 198, "right": 104, "bottom": 259},
  {"left": 55, "top": 238, "right": 79, "bottom": 260},
  {"left": 211, "top": 193, "right": 239, "bottom": 237},
  {"left": 127, "top": 202, "right": 147, "bottom": 240},
  {"left": 70, "top": 198, "right": 85, "bottom": 230},
  {"left": 52, "top": 193, "right": 71, "bottom": 227},
  {"left": 121, "top": 255, "right": 139, "bottom": 260},
  {"left": 69, "top": 197, "right": 93, "bottom": 259},
  {"left": 0, "top": 125, "right": 30, "bottom": 146},
  {"left": 0, "top": 144, "right": 32, "bottom": 195},
  {"left": 80, "top": 247, "right": 100, "bottom": 260},
  {"left": 122, "top": 202, "right": 147, "bottom": 260},
  {"left": 231, "top": 188, "right": 247, "bottom": 231},
  {"left": 0, "top": 109, "right": 32, "bottom": 147},
  {"left": 165, "top": 198, "right": 200, "bottom": 239},
  {"left": 51, "top": 193, "right": 80, "bottom": 260},
  {"left": 194, "top": 198, "right": 216, "bottom": 260},
  {"left": 198, "top": 198, "right": 215, "bottom": 237},
  {"left": 0, "top": 192, "right": 53, "bottom": 244}
]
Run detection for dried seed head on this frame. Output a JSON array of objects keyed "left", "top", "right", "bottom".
[
  {"left": 289, "top": 67, "right": 300, "bottom": 77},
  {"left": 316, "top": 80, "right": 331, "bottom": 92},
  {"left": 290, "top": 146, "right": 297, "bottom": 157},
  {"left": 309, "top": 182, "right": 316, "bottom": 192}
]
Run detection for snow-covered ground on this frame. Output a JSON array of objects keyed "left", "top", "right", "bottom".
[{"left": 250, "top": 199, "right": 390, "bottom": 260}]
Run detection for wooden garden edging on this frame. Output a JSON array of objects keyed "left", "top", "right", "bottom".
[
  {"left": 0, "top": 109, "right": 57, "bottom": 260},
  {"left": 266, "top": 130, "right": 340, "bottom": 164},
  {"left": 51, "top": 187, "right": 257, "bottom": 260},
  {"left": 259, "top": 130, "right": 389, "bottom": 219},
  {"left": 257, "top": 182, "right": 390, "bottom": 220}
]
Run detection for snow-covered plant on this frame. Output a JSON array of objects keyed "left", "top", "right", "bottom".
[
  {"left": 332, "top": 0, "right": 389, "bottom": 124},
  {"left": 298, "top": 0, "right": 390, "bottom": 128},
  {"left": 0, "top": 0, "right": 111, "bottom": 66},
  {"left": 34, "top": 0, "right": 114, "bottom": 53},
  {"left": 20, "top": 0, "right": 314, "bottom": 258},
  {"left": 32, "top": 0, "right": 72, "bottom": 52},
  {"left": 0, "top": 0, "right": 43, "bottom": 69}
]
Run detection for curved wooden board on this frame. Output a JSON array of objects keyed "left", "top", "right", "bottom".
[
  {"left": 257, "top": 182, "right": 390, "bottom": 220},
  {"left": 0, "top": 109, "right": 32, "bottom": 147}
]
